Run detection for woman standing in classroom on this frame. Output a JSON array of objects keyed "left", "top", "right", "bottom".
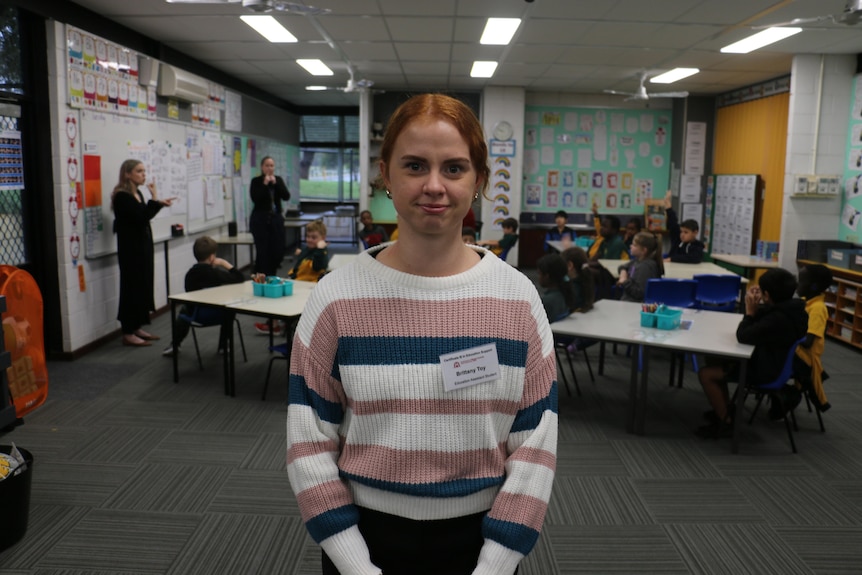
[
  {"left": 287, "top": 94, "right": 558, "bottom": 575},
  {"left": 112, "top": 159, "right": 174, "bottom": 347},
  {"left": 249, "top": 155, "right": 290, "bottom": 276}
]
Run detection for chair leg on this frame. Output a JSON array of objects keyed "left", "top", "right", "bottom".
[
  {"left": 262, "top": 356, "right": 278, "bottom": 401},
  {"left": 748, "top": 393, "right": 765, "bottom": 424},
  {"left": 564, "top": 348, "right": 581, "bottom": 397},
  {"left": 581, "top": 349, "right": 595, "bottom": 383},
  {"left": 191, "top": 327, "right": 203, "bottom": 371},
  {"left": 555, "top": 350, "right": 573, "bottom": 397},
  {"left": 598, "top": 341, "right": 606, "bottom": 376},
  {"left": 815, "top": 405, "right": 825, "bottom": 432},
  {"left": 783, "top": 409, "right": 798, "bottom": 453},
  {"left": 676, "top": 353, "right": 685, "bottom": 388},
  {"left": 234, "top": 319, "right": 247, "bottom": 363},
  {"left": 668, "top": 353, "right": 677, "bottom": 387},
  {"left": 789, "top": 405, "right": 799, "bottom": 432}
]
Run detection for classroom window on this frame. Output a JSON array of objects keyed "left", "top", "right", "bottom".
[
  {"left": 299, "top": 114, "right": 359, "bottom": 202},
  {"left": 0, "top": 6, "right": 23, "bottom": 95},
  {"left": 0, "top": 114, "right": 25, "bottom": 265}
]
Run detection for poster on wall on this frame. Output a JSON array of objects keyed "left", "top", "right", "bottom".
[
  {"left": 522, "top": 105, "right": 672, "bottom": 214},
  {"left": 840, "top": 74, "right": 862, "bottom": 241},
  {"left": 489, "top": 155, "right": 513, "bottom": 229}
]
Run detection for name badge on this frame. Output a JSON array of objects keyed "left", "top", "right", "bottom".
[{"left": 440, "top": 343, "right": 501, "bottom": 392}]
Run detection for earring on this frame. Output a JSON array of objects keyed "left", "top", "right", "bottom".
[
  {"left": 385, "top": 189, "right": 392, "bottom": 199},
  {"left": 473, "top": 191, "right": 480, "bottom": 201}
]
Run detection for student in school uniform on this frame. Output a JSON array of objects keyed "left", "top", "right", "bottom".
[
  {"left": 663, "top": 190, "right": 704, "bottom": 263},
  {"left": 588, "top": 207, "right": 629, "bottom": 261},
  {"left": 544, "top": 210, "right": 576, "bottom": 252}
]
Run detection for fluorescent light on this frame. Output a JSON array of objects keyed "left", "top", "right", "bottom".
[
  {"left": 305, "top": 86, "right": 328, "bottom": 91},
  {"left": 720, "top": 27, "right": 802, "bottom": 54},
  {"left": 650, "top": 68, "right": 700, "bottom": 84},
  {"left": 240, "top": 15, "right": 297, "bottom": 43},
  {"left": 480, "top": 18, "right": 521, "bottom": 45},
  {"left": 296, "top": 59, "right": 334, "bottom": 76},
  {"left": 471, "top": 61, "right": 498, "bottom": 78}
]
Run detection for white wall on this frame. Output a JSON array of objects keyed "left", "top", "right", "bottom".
[{"left": 779, "top": 54, "right": 857, "bottom": 271}]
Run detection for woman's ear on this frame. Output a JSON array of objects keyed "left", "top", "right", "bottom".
[{"left": 379, "top": 160, "right": 390, "bottom": 190}]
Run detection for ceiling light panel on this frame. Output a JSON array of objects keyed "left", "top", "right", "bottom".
[
  {"left": 296, "top": 59, "right": 334, "bottom": 76},
  {"left": 480, "top": 18, "right": 521, "bottom": 45},
  {"left": 240, "top": 15, "right": 297, "bottom": 43},
  {"left": 650, "top": 68, "right": 700, "bottom": 83},
  {"left": 470, "top": 61, "right": 498, "bottom": 78},
  {"left": 720, "top": 28, "right": 802, "bottom": 54}
]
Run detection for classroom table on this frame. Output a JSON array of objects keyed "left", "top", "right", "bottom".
[
  {"left": 600, "top": 259, "right": 747, "bottom": 281},
  {"left": 710, "top": 254, "right": 779, "bottom": 278},
  {"left": 551, "top": 300, "right": 754, "bottom": 453},
  {"left": 214, "top": 232, "right": 254, "bottom": 266},
  {"left": 545, "top": 236, "right": 592, "bottom": 253},
  {"left": 168, "top": 280, "right": 316, "bottom": 396}
]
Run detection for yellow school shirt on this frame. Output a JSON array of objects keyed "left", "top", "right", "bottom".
[{"left": 796, "top": 293, "right": 828, "bottom": 403}]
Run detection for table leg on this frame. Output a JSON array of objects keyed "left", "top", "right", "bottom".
[
  {"left": 171, "top": 300, "right": 179, "bottom": 383},
  {"left": 221, "top": 314, "right": 231, "bottom": 396},
  {"left": 164, "top": 240, "right": 171, "bottom": 296},
  {"left": 599, "top": 341, "right": 606, "bottom": 376},
  {"left": 732, "top": 360, "right": 748, "bottom": 454},
  {"left": 636, "top": 346, "right": 650, "bottom": 435},
  {"left": 229, "top": 318, "right": 236, "bottom": 397},
  {"left": 626, "top": 344, "right": 639, "bottom": 434}
]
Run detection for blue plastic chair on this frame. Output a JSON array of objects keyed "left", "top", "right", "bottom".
[
  {"left": 693, "top": 274, "right": 742, "bottom": 312},
  {"left": 741, "top": 337, "right": 806, "bottom": 453},
  {"left": 644, "top": 279, "right": 699, "bottom": 386},
  {"left": 178, "top": 306, "right": 246, "bottom": 371}
]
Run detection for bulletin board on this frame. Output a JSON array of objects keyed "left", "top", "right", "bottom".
[
  {"left": 522, "top": 106, "right": 672, "bottom": 213},
  {"left": 79, "top": 110, "right": 227, "bottom": 258},
  {"left": 840, "top": 74, "right": 862, "bottom": 241},
  {"left": 709, "top": 174, "right": 759, "bottom": 255}
]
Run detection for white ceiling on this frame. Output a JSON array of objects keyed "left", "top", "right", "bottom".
[{"left": 68, "top": 0, "right": 862, "bottom": 108}]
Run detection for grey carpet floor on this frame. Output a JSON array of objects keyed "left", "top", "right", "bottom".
[{"left": 2, "top": 266, "right": 861, "bottom": 574}]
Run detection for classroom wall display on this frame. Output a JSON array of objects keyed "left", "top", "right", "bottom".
[
  {"left": 522, "top": 105, "right": 672, "bottom": 214},
  {"left": 489, "top": 155, "right": 513, "bottom": 229},
  {"left": 840, "top": 74, "right": 862, "bottom": 241},
  {"left": 709, "top": 174, "right": 758, "bottom": 255}
]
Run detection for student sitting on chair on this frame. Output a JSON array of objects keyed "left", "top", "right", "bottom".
[
  {"left": 589, "top": 207, "right": 629, "bottom": 261},
  {"left": 616, "top": 232, "right": 664, "bottom": 302},
  {"left": 663, "top": 190, "right": 704, "bottom": 263},
  {"left": 794, "top": 264, "right": 833, "bottom": 412},
  {"left": 289, "top": 219, "right": 330, "bottom": 282},
  {"left": 477, "top": 217, "right": 518, "bottom": 257},
  {"left": 696, "top": 268, "right": 808, "bottom": 439},
  {"left": 163, "top": 236, "right": 244, "bottom": 356},
  {"left": 358, "top": 209, "right": 389, "bottom": 248},
  {"left": 623, "top": 217, "right": 642, "bottom": 255},
  {"left": 536, "top": 253, "right": 576, "bottom": 320},
  {"left": 461, "top": 226, "right": 477, "bottom": 244},
  {"left": 544, "top": 210, "right": 575, "bottom": 252}
]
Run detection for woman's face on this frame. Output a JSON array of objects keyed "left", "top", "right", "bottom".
[
  {"left": 381, "top": 117, "right": 480, "bottom": 238},
  {"left": 127, "top": 163, "right": 146, "bottom": 186},
  {"left": 261, "top": 158, "right": 275, "bottom": 176}
]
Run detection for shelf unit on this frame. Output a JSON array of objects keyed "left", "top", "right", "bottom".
[{"left": 799, "top": 259, "right": 862, "bottom": 350}]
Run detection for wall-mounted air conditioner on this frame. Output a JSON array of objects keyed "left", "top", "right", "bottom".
[{"left": 157, "top": 64, "right": 208, "bottom": 103}]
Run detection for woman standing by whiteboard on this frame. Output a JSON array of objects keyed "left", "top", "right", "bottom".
[
  {"left": 112, "top": 159, "right": 174, "bottom": 347},
  {"left": 249, "top": 155, "right": 290, "bottom": 276}
]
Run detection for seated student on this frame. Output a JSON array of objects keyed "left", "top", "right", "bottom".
[
  {"left": 544, "top": 210, "right": 576, "bottom": 252},
  {"left": 794, "top": 264, "right": 833, "bottom": 412},
  {"left": 589, "top": 207, "right": 629, "bottom": 261},
  {"left": 663, "top": 190, "right": 704, "bottom": 263},
  {"left": 163, "top": 236, "right": 244, "bottom": 356},
  {"left": 477, "top": 217, "right": 518, "bottom": 257},
  {"left": 536, "top": 253, "right": 575, "bottom": 321},
  {"left": 461, "top": 226, "right": 477, "bottom": 244},
  {"left": 623, "top": 217, "right": 642, "bottom": 254},
  {"left": 616, "top": 232, "right": 664, "bottom": 302},
  {"left": 696, "top": 268, "right": 808, "bottom": 439},
  {"left": 358, "top": 209, "right": 389, "bottom": 248},
  {"left": 560, "top": 246, "right": 595, "bottom": 312}
]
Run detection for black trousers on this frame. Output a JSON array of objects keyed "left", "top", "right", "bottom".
[
  {"left": 250, "top": 210, "right": 285, "bottom": 276},
  {"left": 321, "top": 507, "right": 518, "bottom": 575}
]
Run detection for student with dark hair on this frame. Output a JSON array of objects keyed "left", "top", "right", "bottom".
[
  {"left": 359, "top": 209, "right": 389, "bottom": 248},
  {"left": 544, "top": 210, "right": 575, "bottom": 252},
  {"left": 696, "top": 267, "right": 808, "bottom": 439},
  {"left": 663, "top": 190, "right": 704, "bottom": 263},
  {"left": 623, "top": 217, "right": 642, "bottom": 253},
  {"left": 560, "top": 246, "right": 595, "bottom": 312},
  {"left": 588, "top": 207, "right": 629, "bottom": 261},
  {"left": 477, "top": 217, "right": 519, "bottom": 257},
  {"left": 536, "top": 253, "right": 576, "bottom": 320},
  {"left": 794, "top": 264, "right": 834, "bottom": 411}
]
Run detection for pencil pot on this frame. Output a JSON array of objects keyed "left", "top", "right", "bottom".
[
  {"left": 263, "top": 283, "right": 284, "bottom": 298},
  {"left": 640, "top": 311, "right": 657, "bottom": 328},
  {"left": 252, "top": 282, "right": 265, "bottom": 297},
  {"left": 282, "top": 280, "right": 293, "bottom": 296},
  {"left": 0, "top": 446, "right": 34, "bottom": 551},
  {"left": 655, "top": 308, "right": 683, "bottom": 330}
]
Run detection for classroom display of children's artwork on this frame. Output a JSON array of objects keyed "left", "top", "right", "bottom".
[
  {"left": 709, "top": 174, "right": 758, "bottom": 255},
  {"left": 489, "top": 155, "right": 512, "bottom": 229},
  {"left": 66, "top": 25, "right": 153, "bottom": 118},
  {"left": 840, "top": 74, "right": 862, "bottom": 241},
  {"left": 522, "top": 106, "right": 672, "bottom": 213}
]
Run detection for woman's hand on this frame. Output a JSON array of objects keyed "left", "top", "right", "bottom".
[
  {"left": 147, "top": 182, "right": 158, "bottom": 198},
  {"left": 160, "top": 197, "right": 175, "bottom": 207},
  {"left": 264, "top": 174, "right": 276, "bottom": 185}
]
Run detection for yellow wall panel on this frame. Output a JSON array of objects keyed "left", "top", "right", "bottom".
[{"left": 713, "top": 93, "right": 789, "bottom": 242}]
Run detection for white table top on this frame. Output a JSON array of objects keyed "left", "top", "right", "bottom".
[
  {"left": 169, "top": 280, "right": 316, "bottom": 319},
  {"left": 599, "top": 259, "right": 746, "bottom": 282},
  {"left": 214, "top": 232, "right": 254, "bottom": 246},
  {"left": 710, "top": 254, "right": 779, "bottom": 269},
  {"left": 551, "top": 299, "right": 754, "bottom": 359},
  {"left": 547, "top": 238, "right": 592, "bottom": 253}
]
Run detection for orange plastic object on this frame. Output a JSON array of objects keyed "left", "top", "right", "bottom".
[{"left": 0, "top": 265, "right": 47, "bottom": 417}]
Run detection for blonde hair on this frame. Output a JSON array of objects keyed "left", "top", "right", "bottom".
[
  {"left": 111, "top": 159, "right": 143, "bottom": 208},
  {"left": 306, "top": 219, "right": 327, "bottom": 237}
]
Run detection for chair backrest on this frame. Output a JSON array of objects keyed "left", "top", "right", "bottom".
[
  {"left": 644, "top": 278, "right": 698, "bottom": 308},
  {"left": 756, "top": 337, "right": 807, "bottom": 390},
  {"left": 693, "top": 274, "right": 741, "bottom": 304},
  {"left": 180, "top": 305, "right": 223, "bottom": 327},
  {"left": 584, "top": 261, "right": 616, "bottom": 302}
]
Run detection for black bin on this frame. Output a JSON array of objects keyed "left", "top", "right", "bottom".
[{"left": 0, "top": 445, "right": 33, "bottom": 551}]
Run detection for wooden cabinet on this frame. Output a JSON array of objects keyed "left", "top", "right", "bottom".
[{"left": 824, "top": 275, "right": 862, "bottom": 349}]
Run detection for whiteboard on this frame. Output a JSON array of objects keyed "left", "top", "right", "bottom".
[{"left": 79, "top": 110, "right": 227, "bottom": 258}]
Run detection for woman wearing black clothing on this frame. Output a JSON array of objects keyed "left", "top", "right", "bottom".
[
  {"left": 249, "top": 155, "right": 290, "bottom": 276},
  {"left": 112, "top": 159, "right": 174, "bottom": 347}
]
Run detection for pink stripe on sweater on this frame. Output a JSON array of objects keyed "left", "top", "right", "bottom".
[
  {"left": 509, "top": 446, "right": 557, "bottom": 471},
  {"left": 487, "top": 491, "right": 549, "bottom": 531},
  {"left": 341, "top": 443, "right": 507, "bottom": 483},
  {"left": 521, "top": 354, "right": 557, "bottom": 408},
  {"left": 290, "top": 337, "right": 345, "bottom": 405},
  {"left": 288, "top": 439, "right": 340, "bottom": 465},
  {"left": 295, "top": 479, "right": 354, "bottom": 522},
  {"left": 324, "top": 297, "right": 533, "bottom": 339},
  {"left": 349, "top": 397, "right": 519, "bottom": 416}
]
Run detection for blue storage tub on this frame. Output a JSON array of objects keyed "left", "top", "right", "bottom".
[
  {"left": 640, "top": 307, "right": 683, "bottom": 330},
  {"left": 252, "top": 282, "right": 265, "bottom": 296},
  {"left": 263, "top": 282, "right": 284, "bottom": 298}
]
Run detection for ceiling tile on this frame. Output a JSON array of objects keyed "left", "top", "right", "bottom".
[
  {"left": 394, "top": 43, "right": 452, "bottom": 62},
  {"left": 317, "top": 16, "right": 391, "bottom": 42},
  {"left": 338, "top": 42, "right": 399, "bottom": 61},
  {"left": 517, "top": 20, "right": 594, "bottom": 44},
  {"left": 385, "top": 17, "right": 454, "bottom": 42}
]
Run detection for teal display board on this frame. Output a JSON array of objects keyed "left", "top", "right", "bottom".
[
  {"left": 522, "top": 106, "right": 672, "bottom": 213},
  {"left": 840, "top": 74, "right": 862, "bottom": 242}
]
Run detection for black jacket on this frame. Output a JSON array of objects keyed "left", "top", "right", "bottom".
[
  {"left": 185, "top": 262, "right": 244, "bottom": 293},
  {"left": 666, "top": 207, "right": 705, "bottom": 263},
  {"left": 737, "top": 298, "right": 808, "bottom": 383}
]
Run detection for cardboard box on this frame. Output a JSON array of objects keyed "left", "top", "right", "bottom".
[{"left": 796, "top": 240, "right": 854, "bottom": 263}]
